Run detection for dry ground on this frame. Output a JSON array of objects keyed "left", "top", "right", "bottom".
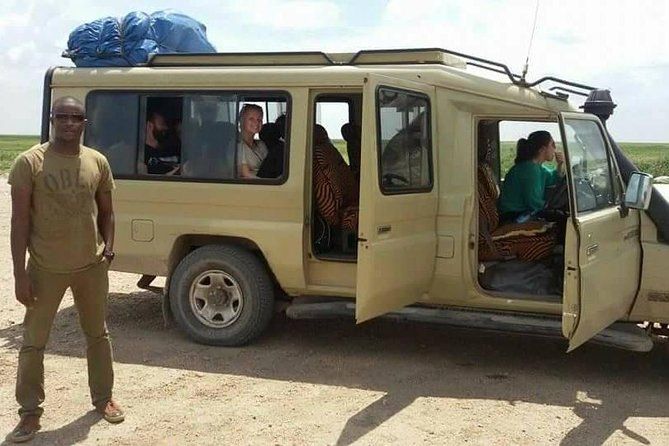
[{"left": 0, "top": 177, "right": 668, "bottom": 446}]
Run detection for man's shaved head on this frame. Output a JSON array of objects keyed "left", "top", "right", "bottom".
[
  {"left": 50, "top": 96, "right": 86, "bottom": 145},
  {"left": 51, "top": 96, "right": 85, "bottom": 114}
]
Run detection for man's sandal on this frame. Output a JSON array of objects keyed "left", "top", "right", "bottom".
[
  {"left": 7, "top": 414, "right": 41, "bottom": 443},
  {"left": 96, "top": 400, "right": 125, "bottom": 423}
]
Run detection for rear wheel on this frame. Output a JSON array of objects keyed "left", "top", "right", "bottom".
[{"left": 169, "top": 245, "right": 274, "bottom": 346}]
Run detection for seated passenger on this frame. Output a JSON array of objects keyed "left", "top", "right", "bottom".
[
  {"left": 181, "top": 103, "right": 236, "bottom": 180},
  {"left": 341, "top": 122, "right": 361, "bottom": 177},
  {"left": 144, "top": 111, "right": 180, "bottom": 175},
  {"left": 498, "top": 131, "right": 565, "bottom": 224},
  {"left": 257, "top": 122, "right": 284, "bottom": 178},
  {"left": 274, "top": 114, "right": 287, "bottom": 142},
  {"left": 312, "top": 124, "right": 359, "bottom": 231},
  {"left": 237, "top": 104, "right": 268, "bottom": 178}
]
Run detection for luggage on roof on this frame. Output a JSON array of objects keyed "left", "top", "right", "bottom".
[{"left": 63, "top": 10, "right": 216, "bottom": 67}]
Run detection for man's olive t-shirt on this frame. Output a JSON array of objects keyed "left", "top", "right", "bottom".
[{"left": 8, "top": 143, "right": 115, "bottom": 272}]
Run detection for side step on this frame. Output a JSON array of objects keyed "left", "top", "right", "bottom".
[{"left": 285, "top": 300, "right": 653, "bottom": 352}]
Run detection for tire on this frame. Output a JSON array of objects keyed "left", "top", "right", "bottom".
[{"left": 169, "top": 244, "right": 274, "bottom": 346}]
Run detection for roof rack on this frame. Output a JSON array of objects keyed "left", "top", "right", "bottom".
[{"left": 147, "top": 47, "right": 596, "bottom": 96}]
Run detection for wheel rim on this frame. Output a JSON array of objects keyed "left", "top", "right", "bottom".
[{"left": 189, "top": 270, "right": 244, "bottom": 328}]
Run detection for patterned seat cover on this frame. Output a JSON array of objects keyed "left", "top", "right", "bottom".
[{"left": 313, "top": 142, "right": 359, "bottom": 231}]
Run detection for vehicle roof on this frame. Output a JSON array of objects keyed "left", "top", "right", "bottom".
[{"left": 51, "top": 48, "right": 583, "bottom": 114}]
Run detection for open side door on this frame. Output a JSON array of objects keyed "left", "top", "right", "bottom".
[
  {"left": 560, "top": 112, "right": 642, "bottom": 351},
  {"left": 356, "top": 74, "right": 438, "bottom": 323}
]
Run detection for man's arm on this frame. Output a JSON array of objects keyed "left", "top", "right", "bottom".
[
  {"left": 96, "top": 190, "right": 115, "bottom": 260},
  {"left": 11, "top": 184, "right": 35, "bottom": 306}
]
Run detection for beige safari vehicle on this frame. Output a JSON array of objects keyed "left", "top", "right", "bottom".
[{"left": 43, "top": 48, "right": 668, "bottom": 352}]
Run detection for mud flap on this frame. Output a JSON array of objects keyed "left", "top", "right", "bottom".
[{"left": 161, "top": 276, "right": 174, "bottom": 329}]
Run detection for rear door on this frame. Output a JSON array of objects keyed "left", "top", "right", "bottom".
[
  {"left": 560, "top": 112, "right": 642, "bottom": 351},
  {"left": 356, "top": 74, "right": 438, "bottom": 323}
]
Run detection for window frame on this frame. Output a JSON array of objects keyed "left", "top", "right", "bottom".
[
  {"left": 375, "top": 85, "right": 434, "bottom": 195},
  {"left": 84, "top": 89, "right": 292, "bottom": 186}
]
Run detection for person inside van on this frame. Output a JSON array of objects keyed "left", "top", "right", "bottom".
[
  {"left": 182, "top": 100, "right": 236, "bottom": 179},
  {"left": 312, "top": 124, "right": 359, "bottom": 231},
  {"left": 237, "top": 104, "right": 267, "bottom": 178},
  {"left": 257, "top": 122, "right": 284, "bottom": 178},
  {"left": 498, "top": 130, "right": 565, "bottom": 224},
  {"left": 274, "top": 113, "right": 287, "bottom": 142},
  {"left": 341, "top": 122, "right": 361, "bottom": 178},
  {"left": 143, "top": 111, "right": 181, "bottom": 175}
]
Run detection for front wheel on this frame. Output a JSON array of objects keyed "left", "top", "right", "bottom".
[{"left": 169, "top": 245, "right": 274, "bottom": 346}]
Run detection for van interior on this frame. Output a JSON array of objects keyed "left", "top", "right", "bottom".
[
  {"left": 476, "top": 119, "right": 567, "bottom": 303},
  {"left": 308, "top": 99, "right": 568, "bottom": 302},
  {"left": 310, "top": 92, "right": 363, "bottom": 261}
]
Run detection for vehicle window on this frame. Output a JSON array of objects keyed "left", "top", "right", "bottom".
[
  {"left": 85, "top": 92, "right": 139, "bottom": 175},
  {"left": 85, "top": 91, "right": 289, "bottom": 182},
  {"left": 377, "top": 87, "right": 432, "bottom": 193},
  {"left": 563, "top": 119, "right": 618, "bottom": 213}
]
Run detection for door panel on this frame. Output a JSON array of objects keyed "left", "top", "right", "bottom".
[
  {"left": 356, "top": 74, "right": 438, "bottom": 322},
  {"left": 560, "top": 112, "right": 641, "bottom": 351}
]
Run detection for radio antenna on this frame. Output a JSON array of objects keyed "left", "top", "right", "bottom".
[{"left": 520, "top": 0, "right": 541, "bottom": 85}]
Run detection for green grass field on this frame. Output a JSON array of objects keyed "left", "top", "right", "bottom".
[
  {"left": 499, "top": 141, "right": 669, "bottom": 178},
  {"left": 1, "top": 136, "right": 667, "bottom": 177},
  {"left": 0, "top": 136, "right": 40, "bottom": 173}
]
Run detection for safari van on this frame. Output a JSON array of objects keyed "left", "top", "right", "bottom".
[{"left": 42, "top": 48, "right": 669, "bottom": 352}]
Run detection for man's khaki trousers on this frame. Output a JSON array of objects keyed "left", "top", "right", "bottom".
[{"left": 16, "top": 260, "right": 113, "bottom": 416}]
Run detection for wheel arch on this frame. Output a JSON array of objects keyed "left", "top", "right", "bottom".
[{"left": 165, "top": 234, "right": 284, "bottom": 300}]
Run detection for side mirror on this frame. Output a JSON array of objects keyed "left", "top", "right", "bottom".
[{"left": 624, "top": 172, "right": 653, "bottom": 210}]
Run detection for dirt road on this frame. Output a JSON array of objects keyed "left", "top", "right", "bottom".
[{"left": 0, "top": 177, "right": 668, "bottom": 445}]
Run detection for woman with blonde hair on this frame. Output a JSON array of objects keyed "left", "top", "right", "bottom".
[{"left": 237, "top": 104, "right": 268, "bottom": 178}]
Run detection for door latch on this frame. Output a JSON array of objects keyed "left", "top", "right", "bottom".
[
  {"left": 377, "top": 225, "right": 392, "bottom": 234},
  {"left": 585, "top": 243, "right": 599, "bottom": 256}
]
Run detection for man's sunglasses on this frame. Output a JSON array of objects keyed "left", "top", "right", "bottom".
[{"left": 51, "top": 113, "right": 86, "bottom": 123}]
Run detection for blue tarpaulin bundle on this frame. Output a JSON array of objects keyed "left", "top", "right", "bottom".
[{"left": 64, "top": 10, "right": 216, "bottom": 67}]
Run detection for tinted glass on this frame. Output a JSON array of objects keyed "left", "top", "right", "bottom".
[
  {"left": 564, "top": 119, "right": 617, "bottom": 213},
  {"left": 377, "top": 87, "right": 432, "bottom": 193},
  {"left": 85, "top": 92, "right": 139, "bottom": 175}
]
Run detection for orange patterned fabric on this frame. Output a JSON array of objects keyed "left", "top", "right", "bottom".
[
  {"left": 313, "top": 142, "right": 359, "bottom": 231},
  {"left": 479, "top": 230, "right": 557, "bottom": 262},
  {"left": 478, "top": 166, "right": 500, "bottom": 233}
]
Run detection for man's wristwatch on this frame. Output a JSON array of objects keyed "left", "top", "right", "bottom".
[{"left": 103, "top": 249, "right": 115, "bottom": 262}]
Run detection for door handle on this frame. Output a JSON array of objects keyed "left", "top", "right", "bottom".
[
  {"left": 377, "top": 225, "right": 392, "bottom": 234},
  {"left": 585, "top": 243, "right": 599, "bottom": 256}
]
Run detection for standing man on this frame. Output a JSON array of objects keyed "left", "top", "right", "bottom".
[{"left": 7, "top": 97, "right": 124, "bottom": 443}]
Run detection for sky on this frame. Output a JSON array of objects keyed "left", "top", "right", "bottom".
[{"left": 0, "top": 0, "right": 668, "bottom": 142}]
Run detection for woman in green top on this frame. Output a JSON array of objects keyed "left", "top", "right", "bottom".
[{"left": 498, "top": 130, "right": 565, "bottom": 223}]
